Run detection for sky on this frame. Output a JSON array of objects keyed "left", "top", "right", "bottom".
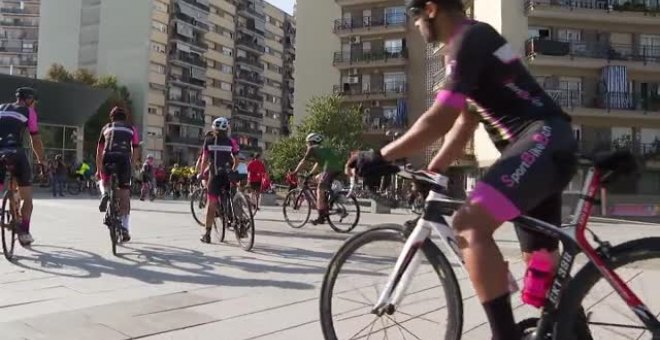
[{"left": 266, "top": 0, "right": 295, "bottom": 15}]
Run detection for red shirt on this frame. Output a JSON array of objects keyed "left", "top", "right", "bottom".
[{"left": 247, "top": 159, "right": 266, "bottom": 183}]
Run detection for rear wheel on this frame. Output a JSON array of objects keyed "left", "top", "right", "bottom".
[
  {"left": 283, "top": 188, "right": 311, "bottom": 229},
  {"left": 327, "top": 192, "right": 360, "bottom": 233},
  {"left": 1, "top": 191, "right": 17, "bottom": 261}
]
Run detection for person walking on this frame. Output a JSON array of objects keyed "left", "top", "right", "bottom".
[
  {"left": 52, "top": 154, "right": 67, "bottom": 197},
  {"left": 247, "top": 153, "right": 266, "bottom": 210}
]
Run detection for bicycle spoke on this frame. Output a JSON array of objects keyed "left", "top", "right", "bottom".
[
  {"left": 348, "top": 317, "right": 380, "bottom": 340},
  {"left": 384, "top": 314, "right": 422, "bottom": 340},
  {"left": 634, "top": 311, "right": 660, "bottom": 340},
  {"left": 380, "top": 317, "right": 390, "bottom": 340},
  {"left": 365, "top": 318, "right": 377, "bottom": 340}
]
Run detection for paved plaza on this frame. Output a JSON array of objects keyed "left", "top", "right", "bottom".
[{"left": 0, "top": 197, "right": 658, "bottom": 339}]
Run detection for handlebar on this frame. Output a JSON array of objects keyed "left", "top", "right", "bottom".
[{"left": 346, "top": 165, "right": 449, "bottom": 197}]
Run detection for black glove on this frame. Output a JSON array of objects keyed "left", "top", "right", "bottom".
[{"left": 348, "top": 150, "right": 399, "bottom": 179}]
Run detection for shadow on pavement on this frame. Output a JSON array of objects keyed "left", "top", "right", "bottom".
[
  {"left": 11, "top": 244, "right": 315, "bottom": 290},
  {"left": 257, "top": 228, "right": 352, "bottom": 242}
]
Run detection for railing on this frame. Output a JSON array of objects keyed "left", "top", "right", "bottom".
[
  {"left": 235, "top": 71, "right": 265, "bottom": 85},
  {"left": 168, "top": 96, "right": 206, "bottom": 107},
  {"left": 526, "top": 38, "right": 660, "bottom": 63},
  {"left": 0, "top": 7, "right": 39, "bottom": 15},
  {"left": 236, "top": 38, "right": 265, "bottom": 53},
  {"left": 0, "top": 19, "right": 38, "bottom": 27},
  {"left": 169, "top": 74, "right": 206, "bottom": 88},
  {"left": 0, "top": 45, "right": 37, "bottom": 53},
  {"left": 173, "top": 12, "right": 209, "bottom": 31},
  {"left": 180, "top": 0, "right": 210, "bottom": 12},
  {"left": 580, "top": 140, "right": 660, "bottom": 159},
  {"left": 233, "top": 126, "right": 263, "bottom": 136},
  {"left": 235, "top": 91, "right": 263, "bottom": 102},
  {"left": 237, "top": 3, "right": 265, "bottom": 19},
  {"left": 333, "top": 83, "right": 408, "bottom": 96},
  {"left": 333, "top": 14, "right": 407, "bottom": 32},
  {"left": 524, "top": 0, "right": 660, "bottom": 14},
  {"left": 234, "top": 108, "right": 264, "bottom": 119},
  {"left": 235, "top": 56, "right": 263, "bottom": 68},
  {"left": 166, "top": 113, "right": 205, "bottom": 126},
  {"left": 172, "top": 34, "right": 208, "bottom": 49},
  {"left": 333, "top": 49, "right": 408, "bottom": 64},
  {"left": 166, "top": 135, "right": 204, "bottom": 145},
  {"left": 544, "top": 88, "right": 660, "bottom": 112},
  {"left": 0, "top": 58, "right": 36, "bottom": 66},
  {"left": 170, "top": 51, "right": 206, "bottom": 67}
]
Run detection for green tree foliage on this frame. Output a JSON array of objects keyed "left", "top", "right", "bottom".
[
  {"left": 266, "top": 95, "right": 363, "bottom": 180},
  {"left": 45, "top": 64, "right": 133, "bottom": 159}
]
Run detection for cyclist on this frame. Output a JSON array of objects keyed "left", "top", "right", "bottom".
[
  {"left": 347, "top": 1, "right": 582, "bottom": 339},
  {"left": 96, "top": 106, "right": 140, "bottom": 242},
  {"left": 0, "top": 87, "right": 45, "bottom": 246},
  {"left": 139, "top": 154, "right": 155, "bottom": 201},
  {"left": 170, "top": 163, "right": 183, "bottom": 197},
  {"left": 198, "top": 117, "right": 239, "bottom": 244},
  {"left": 247, "top": 153, "right": 266, "bottom": 210},
  {"left": 292, "top": 133, "right": 343, "bottom": 225},
  {"left": 75, "top": 159, "right": 91, "bottom": 182}
]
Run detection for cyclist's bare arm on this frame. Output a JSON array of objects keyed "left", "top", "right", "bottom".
[
  {"left": 310, "top": 162, "right": 319, "bottom": 175},
  {"left": 29, "top": 134, "right": 45, "bottom": 164},
  {"left": 200, "top": 151, "right": 209, "bottom": 174},
  {"left": 293, "top": 146, "right": 313, "bottom": 174},
  {"left": 427, "top": 110, "right": 479, "bottom": 172},
  {"left": 381, "top": 101, "right": 462, "bottom": 162},
  {"left": 231, "top": 153, "right": 238, "bottom": 171},
  {"left": 131, "top": 146, "right": 140, "bottom": 167}
]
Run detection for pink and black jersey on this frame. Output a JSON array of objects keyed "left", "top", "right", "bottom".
[
  {"left": 437, "top": 21, "right": 569, "bottom": 150},
  {"left": 0, "top": 103, "right": 39, "bottom": 148},
  {"left": 98, "top": 121, "right": 140, "bottom": 155},
  {"left": 202, "top": 135, "right": 239, "bottom": 175}
]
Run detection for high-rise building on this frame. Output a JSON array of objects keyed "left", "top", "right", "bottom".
[
  {"left": 38, "top": 0, "right": 295, "bottom": 165},
  {"left": 0, "top": 0, "right": 39, "bottom": 78}
]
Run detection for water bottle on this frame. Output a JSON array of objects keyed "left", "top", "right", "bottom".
[{"left": 522, "top": 250, "right": 555, "bottom": 308}]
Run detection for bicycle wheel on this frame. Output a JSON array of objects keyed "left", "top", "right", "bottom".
[
  {"left": 1, "top": 191, "right": 17, "bottom": 261},
  {"left": 555, "top": 237, "right": 660, "bottom": 340},
  {"left": 108, "top": 191, "right": 120, "bottom": 256},
  {"left": 190, "top": 188, "right": 207, "bottom": 227},
  {"left": 320, "top": 224, "right": 463, "bottom": 340},
  {"left": 327, "top": 193, "right": 361, "bottom": 233},
  {"left": 212, "top": 203, "right": 226, "bottom": 243},
  {"left": 67, "top": 180, "right": 81, "bottom": 195},
  {"left": 283, "top": 188, "right": 311, "bottom": 229},
  {"left": 233, "top": 191, "right": 255, "bottom": 251}
]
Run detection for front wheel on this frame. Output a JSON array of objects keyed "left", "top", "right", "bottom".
[
  {"left": 320, "top": 224, "right": 463, "bottom": 340},
  {"left": 1, "top": 191, "right": 17, "bottom": 261},
  {"left": 554, "top": 237, "right": 660, "bottom": 340},
  {"left": 190, "top": 188, "right": 207, "bottom": 227},
  {"left": 233, "top": 192, "right": 255, "bottom": 251},
  {"left": 327, "top": 193, "right": 360, "bottom": 233},
  {"left": 283, "top": 188, "right": 311, "bottom": 229}
]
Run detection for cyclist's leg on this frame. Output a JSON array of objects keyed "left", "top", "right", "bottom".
[
  {"left": 15, "top": 152, "right": 34, "bottom": 242},
  {"left": 452, "top": 119, "right": 577, "bottom": 340},
  {"left": 115, "top": 155, "right": 132, "bottom": 235},
  {"left": 514, "top": 194, "right": 561, "bottom": 264}
]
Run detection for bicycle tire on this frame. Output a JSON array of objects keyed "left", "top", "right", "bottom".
[
  {"left": 327, "top": 193, "right": 360, "bottom": 233},
  {"left": 1, "top": 191, "right": 16, "bottom": 261},
  {"left": 190, "top": 188, "right": 207, "bottom": 227},
  {"left": 320, "top": 224, "right": 463, "bottom": 340},
  {"left": 108, "top": 182, "right": 120, "bottom": 256},
  {"left": 283, "top": 188, "right": 311, "bottom": 229},
  {"left": 554, "top": 237, "right": 660, "bottom": 340},
  {"left": 213, "top": 203, "right": 226, "bottom": 243},
  {"left": 233, "top": 192, "right": 255, "bottom": 251},
  {"left": 67, "top": 181, "right": 81, "bottom": 195}
]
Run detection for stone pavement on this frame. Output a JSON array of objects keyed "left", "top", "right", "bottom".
[{"left": 0, "top": 198, "right": 658, "bottom": 339}]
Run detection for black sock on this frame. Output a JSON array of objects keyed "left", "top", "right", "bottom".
[{"left": 482, "top": 293, "right": 521, "bottom": 340}]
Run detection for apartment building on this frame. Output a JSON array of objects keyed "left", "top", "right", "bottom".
[
  {"left": 39, "top": 0, "right": 295, "bottom": 165},
  {"left": 0, "top": 0, "right": 39, "bottom": 78}
]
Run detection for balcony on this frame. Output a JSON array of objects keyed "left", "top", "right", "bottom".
[
  {"left": 180, "top": 0, "right": 210, "bottom": 12},
  {"left": 168, "top": 74, "right": 206, "bottom": 88},
  {"left": 236, "top": 37, "right": 265, "bottom": 54},
  {"left": 0, "top": 7, "right": 39, "bottom": 16},
  {"left": 166, "top": 113, "right": 205, "bottom": 126},
  {"left": 236, "top": 22, "right": 264, "bottom": 36},
  {"left": 0, "top": 19, "right": 38, "bottom": 27},
  {"left": 544, "top": 88, "right": 660, "bottom": 118},
  {"left": 0, "top": 58, "right": 36, "bottom": 67},
  {"left": 333, "top": 14, "right": 407, "bottom": 37},
  {"left": 170, "top": 51, "right": 206, "bottom": 68},
  {"left": 166, "top": 135, "right": 204, "bottom": 146},
  {"left": 525, "top": 0, "right": 660, "bottom": 25},
  {"left": 237, "top": 3, "right": 265, "bottom": 20},
  {"left": 168, "top": 95, "right": 206, "bottom": 109},
  {"left": 235, "top": 71, "right": 264, "bottom": 86},
  {"left": 235, "top": 91, "right": 263, "bottom": 102},
  {"left": 235, "top": 56, "right": 263, "bottom": 69},
  {"left": 333, "top": 83, "right": 407, "bottom": 102},
  {"left": 234, "top": 107, "right": 264, "bottom": 119},
  {"left": 580, "top": 139, "right": 660, "bottom": 161},
  {"left": 0, "top": 45, "right": 37, "bottom": 54},
  {"left": 363, "top": 108, "right": 407, "bottom": 134},
  {"left": 526, "top": 38, "right": 660, "bottom": 71},
  {"left": 233, "top": 125, "right": 263, "bottom": 138},
  {"left": 333, "top": 49, "right": 408, "bottom": 69},
  {"left": 335, "top": 0, "right": 395, "bottom": 6},
  {"left": 172, "top": 34, "right": 208, "bottom": 51},
  {"left": 173, "top": 12, "right": 210, "bottom": 32}
]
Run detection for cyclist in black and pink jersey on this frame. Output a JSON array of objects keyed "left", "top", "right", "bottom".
[
  {"left": 347, "top": 1, "right": 582, "bottom": 339},
  {"left": 96, "top": 106, "right": 140, "bottom": 242},
  {"left": 0, "top": 87, "right": 46, "bottom": 246}
]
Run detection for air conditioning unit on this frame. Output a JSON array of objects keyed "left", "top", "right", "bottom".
[{"left": 350, "top": 36, "right": 361, "bottom": 44}]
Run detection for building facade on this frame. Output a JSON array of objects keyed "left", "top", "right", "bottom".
[
  {"left": 38, "top": 0, "right": 295, "bottom": 165},
  {"left": 0, "top": 0, "right": 39, "bottom": 78}
]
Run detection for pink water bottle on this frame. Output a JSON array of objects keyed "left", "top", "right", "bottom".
[{"left": 522, "top": 250, "right": 555, "bottom": 308}]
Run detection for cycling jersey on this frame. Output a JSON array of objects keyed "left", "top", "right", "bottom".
[
  {"left": 303, "top": 145, "right": 343, "bottom": 173},
  {"left": 97, "top": 121, "right": 139, "bottom": 155},
  {"left": 202, "top": 134, "right": 239, "bottom": 176},
  {"left": 437, "top": 20, "right": 570, "bottom": 150},
  {"left": 0, "top": 103, "right": 39, "bottom": 148}
]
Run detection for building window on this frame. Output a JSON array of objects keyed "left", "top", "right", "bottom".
[
  {"left": 384, "top": 72, "right": 406, "bottom": 92},
  {"left": 148, "top": 106, "right": 162, "bottom": 115},
  {"left": 221, "top": 64, "right": 232, "bottom": 73},
  {"left": 153, "top": 1, "right": 168, "bottom": 13},
  {"left": 152, "top": 21, "right": 167, "bottom": 33},
  {"left": 385, "top": 6, "right": 406, "bottom": 24},
  {"left": 151, "top": 42, "right": 166, "bottom": 53},
  {"left": 221, "top": 46, "right": 233, "bottom": 56},
  {"left": 146, "top": 126, "right": 164, "bottom": 137},
  {"left": 150, "top": 63, "right": 165, "bottom": 74},
  {"left": 385, "top": 39, "right": 403, "bottom": 53},
  {"left": 220, "top": 81, "right": 232, "bottom": 91}
]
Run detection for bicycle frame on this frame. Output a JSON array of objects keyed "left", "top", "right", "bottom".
[{"left": 371, "top": 167, "right": 660, "bottom": 337}]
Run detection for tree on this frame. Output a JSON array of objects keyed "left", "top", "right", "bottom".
[
  {"left": 266, "top": 95, "right": 363, "bottom": 180},
  {"left": 45, "top": 64, "right": 133, "bottom": 160}
]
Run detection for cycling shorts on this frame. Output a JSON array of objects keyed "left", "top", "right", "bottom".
[
  {"left": 101, "top": 152, "right": 132, "bottom": 189},
  {"left": 207, "top": 170, "right": 230, "bottom": 203},
  {"left": 319, "top": 171, "right": 340, "bottom": 190},
  {"left": 0, "top": 149, "right": 31, "bottom": 187},
  {"left": 468, "top": 118, "right": 578, "bottom": 252}
]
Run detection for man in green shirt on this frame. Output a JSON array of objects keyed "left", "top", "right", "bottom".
[{"left": 293, "top": 133, "right": 342, "bottom": 224}]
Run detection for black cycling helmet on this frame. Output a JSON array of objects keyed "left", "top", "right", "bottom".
[
  {"left": 405, "top": 0, "right": 464, "bottom": 15},
  {"left": 15, "top": 87, "right": 37, "bottom": 101},
  {"left": 109, "top": 106, "right": 127, "bottom": 120}
]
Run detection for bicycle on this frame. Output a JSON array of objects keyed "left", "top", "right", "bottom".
[
  {"left": 190, "top": 185, "right": 208, "bottom": 227},
  {"left": 0, "top": 151, "right": 21, "bottom": 260},
  {"left": 283, "top": 174, "right": 360, "bottom": 233},
  {"left": 102, "top": 163, "right": 127, "bottom": 256},
  {"left": 208, "top": 174, "right": 255, "bottom": 251},
  {"left": 320, "top": 150, "right": 660, "bottom": 340}
]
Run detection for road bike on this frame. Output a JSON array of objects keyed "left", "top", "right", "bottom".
[
  {"left": 103, "top": 163, "right": 127, "bottom": 256},
  {"left": 320, "top": 150, "right": 660, "bottom": 339},
  {"left": 209, "top": 175, "right": 255, "bottom": 251},
  {"left": 283, "top": 175, "right": 360, "bottom": 233},
  {"left": 0, "top": 151, "right": 21, "bottom": 260}
]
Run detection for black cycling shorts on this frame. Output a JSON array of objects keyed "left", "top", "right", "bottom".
[
  {"left": 207, "top": 170, "right": 230, "bottom": 202},
  {"left": 469, "top": 118, "right": 578, "bottom": 253},
  {"left": 102, "top": 152, "right": 132, "bottom": 189},
  {"left": 0, "top": 149, "right": 31, "bottom": 187},
  {"left": 319, "top": 171, "right": 340, "bottom": 190}
]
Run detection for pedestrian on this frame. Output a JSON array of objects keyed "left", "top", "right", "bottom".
[
  {"left": 247, "top": 153, "right": 266, "bottom": 210},
  {"left": 52, "top": 154, "right": 67, "bottom": 197}
]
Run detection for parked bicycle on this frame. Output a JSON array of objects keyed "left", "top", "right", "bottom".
[
  {"left": 283, "top": 174, "right": 360, "bottom": 233},
  {"left": 67, "top": 176, "right": 98, "bottom": 196},
  {"left": 320, "top": 151, "right": 660, "bottom": 340}
]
